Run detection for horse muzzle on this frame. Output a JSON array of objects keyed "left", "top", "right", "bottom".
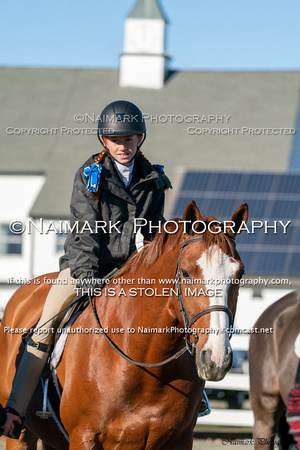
[{"left": 196, "top": 346, "right": 233, "bottom": 381}]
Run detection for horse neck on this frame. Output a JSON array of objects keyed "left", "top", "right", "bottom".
[
  {"left": 130, "top": 244, "right": 180, "bottom": 321},
  {"left": 111, "top": 244, "right": 184, "bottom": 355},
  {"left": 141, "top": 243, "right": 179, "bottom": 285}
]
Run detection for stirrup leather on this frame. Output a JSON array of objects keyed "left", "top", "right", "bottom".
[{"left": 36, "top": 377, "right": 52, "bottom": 419}]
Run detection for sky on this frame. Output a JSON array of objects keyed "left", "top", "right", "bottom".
[{"left": 0, "top": 0, "right": 299, "bottom": 71}]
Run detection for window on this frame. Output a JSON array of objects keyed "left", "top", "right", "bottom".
[
  {"left": 0, "top": 224, "right": 22, "bottom": 255},
  {"left": 56, "top": 232, "right": 67, "bottom": 253}
]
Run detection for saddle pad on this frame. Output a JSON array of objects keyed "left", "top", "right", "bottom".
[{"left": 51, "top": 310, "right": 83, "bottom": 369}]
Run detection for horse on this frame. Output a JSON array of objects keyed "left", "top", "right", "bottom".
[
  {"left": 249, "top": 290, "right": 300, "bottom": 450},
  {"left": 0, "top": 200, "right": 248, "bottom": 449}
]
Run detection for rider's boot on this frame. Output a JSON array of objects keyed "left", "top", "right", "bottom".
[{"left": 3, "top": 338, "right": 51, "bottom": 434}]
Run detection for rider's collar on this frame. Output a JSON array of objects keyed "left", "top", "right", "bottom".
[{"left": 112, "top": 159, "right": 135, "bottom": 188}]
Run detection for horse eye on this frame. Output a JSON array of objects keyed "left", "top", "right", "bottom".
[{"left": 181, "top": 269, "right": 190, "bottom": 279}]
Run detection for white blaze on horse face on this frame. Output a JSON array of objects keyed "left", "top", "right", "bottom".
[{"left": 197, "top": 245, "right": 240, "bottom": 367}]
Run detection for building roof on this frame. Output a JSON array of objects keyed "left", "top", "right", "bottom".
[
  {"left": 0, "top": 67, "right": 299, "bottom": 219},
  {"left": 128, "top": 0, "right": 168, "bottom": 22}
]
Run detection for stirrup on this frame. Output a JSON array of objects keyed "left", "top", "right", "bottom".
[
  {"left": 36, "top": 378, "right": 52, "bottom": 419},
  {"left": 198, "top": 390, "right": 211, "bottom": 418}
]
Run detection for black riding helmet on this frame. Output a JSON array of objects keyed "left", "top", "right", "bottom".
[{"left": 97, "top": 100, "right": 146, "bottom": 148}]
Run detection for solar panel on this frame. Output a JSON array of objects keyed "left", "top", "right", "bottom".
[{"left": 171, "top": 171, "right": 300, "bottom": 276}]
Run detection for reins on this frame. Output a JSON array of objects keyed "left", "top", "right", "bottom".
[
  {"left": 89, "top": 234, "right": 236, "bottom": 368},
  {"left": 89, "top": 297, "right": 188, "bottom": 368}
]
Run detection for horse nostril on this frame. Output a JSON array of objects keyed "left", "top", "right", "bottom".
[{"left": 200, "top": 348, "right": 212, "bottom": 365}]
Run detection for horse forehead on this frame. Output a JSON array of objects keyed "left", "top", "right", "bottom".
[{"left": 196, "top": 245, "right": 240, "bottom": 278}]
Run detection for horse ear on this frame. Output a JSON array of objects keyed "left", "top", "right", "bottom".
[
  {"left": 182, "top": 201, "right": 202, "bottom": 235},
  {"left": 228, "top": 203, "right": 249, "bottom": 237}
]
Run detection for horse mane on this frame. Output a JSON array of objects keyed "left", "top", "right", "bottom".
[{"left": 117, "top": 215, "right": 236, "bottom": 277}]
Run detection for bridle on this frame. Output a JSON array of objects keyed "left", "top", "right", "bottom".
[
  {"left": 174, "top": 235, "right": 234, "bottom": 355},
  {"left": 89, "top": 234, "right": 235, "bottom": 368}
]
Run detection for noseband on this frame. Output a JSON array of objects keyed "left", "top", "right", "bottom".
[
  {"left": 89, "top": 234, "right": 235, "bottom": 368},
  {"left": 174, "top": 235, "right": 234, "bottom": 355}
]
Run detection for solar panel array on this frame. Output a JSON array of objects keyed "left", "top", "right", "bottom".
[{"left": 171, "top": 171, "right": 300, "bottom": 276}]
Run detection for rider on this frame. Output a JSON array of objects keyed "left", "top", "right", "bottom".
[{"left": 2, "top": 100, "right": 172, "bottom": 437}]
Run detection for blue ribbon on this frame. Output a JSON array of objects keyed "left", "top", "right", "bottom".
[
  {"left": 83, "top": 163, "right": 102, "bottom": 195},
  {"left": 153, "top": 164, "right": 165, "bottom": 174}
]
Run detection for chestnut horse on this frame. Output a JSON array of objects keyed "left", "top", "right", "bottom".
[
  {"left": 249, "top": 291, "right": 300, "bottom": 450},
  {"left": 0, "top": 201, "right": 248, "bottom": 449}
]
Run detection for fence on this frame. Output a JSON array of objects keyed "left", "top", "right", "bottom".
[{"left": 197, "top": 372, "right": 254, "bottom": 427}]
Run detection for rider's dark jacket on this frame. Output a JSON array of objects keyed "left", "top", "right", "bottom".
[{"left": 59, "top": 152, "right": 170, "bottom": 279}]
